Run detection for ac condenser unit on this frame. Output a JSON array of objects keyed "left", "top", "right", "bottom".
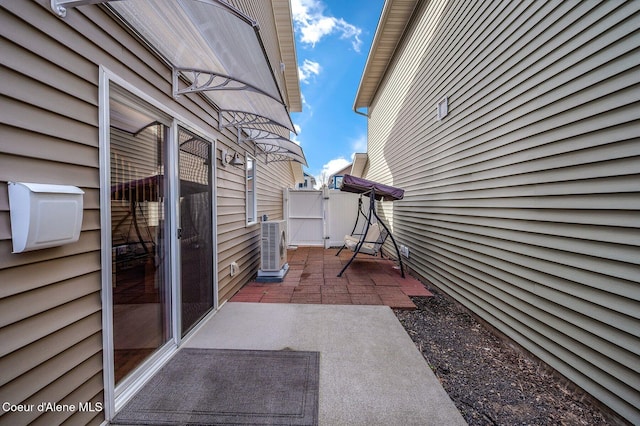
[{"left": 260, "top": 220, "right": 287, "bottom": 271}]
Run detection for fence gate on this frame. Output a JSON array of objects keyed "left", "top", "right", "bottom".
[
  {"left": 285, "top": 189, "right": 324, "bottom": 246},
  {"left": 285, "top": 188, "right": 360, "bottom": 248},
  {"left": 324, "top": 190, "right": 359, "bottom": 248}
]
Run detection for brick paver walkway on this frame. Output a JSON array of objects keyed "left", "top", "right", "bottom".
[{"left": 230, "top": 246, "right": 432, "bottom": 309}]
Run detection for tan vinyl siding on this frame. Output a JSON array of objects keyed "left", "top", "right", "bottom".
[
  {"left": 366, "top": 0, "right": 640, "bottom": 422},
  {"left": 216, "top": 142, "right": 296, "bottom": 303},
  {"left": 257, "top": 161, "right": 292, "bottom": 221},
  {"left": 215, "top": 125, "right": 251, "bottom": 303},
  {"left": 231, "top": 0, "right": 289, "bottom": 106},
  {"left": 215, "top": 1, "right": 299, "bottom": 303},
  {"left": 1, "top": 1, "right": 104, "bottom": 423},
  {"left": 2, "top": 0, "right": 299, "bottom": 423},
  {"left": 226, "top": 0, "right": 301, "bottom": 112}
]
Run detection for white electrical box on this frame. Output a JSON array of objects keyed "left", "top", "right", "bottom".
[{"left": 8, "top": 182, "right": 84, "bottom": 253}]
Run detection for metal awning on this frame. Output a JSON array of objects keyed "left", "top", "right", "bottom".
[{"left": 52, "top": 0, "right": 305, "bottom": 164}]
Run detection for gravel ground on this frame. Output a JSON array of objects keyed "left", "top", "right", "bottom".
[{"left": 394, "top": 289, "right": 621, "bottom": 425}]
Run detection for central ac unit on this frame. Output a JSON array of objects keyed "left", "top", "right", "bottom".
[{"left": 260, "top": 220, "right": 287, "bottom": 271}]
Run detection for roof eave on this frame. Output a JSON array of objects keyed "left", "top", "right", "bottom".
[
  {"left": 351, "top": 153, "right": 368, "bottom": 178},
  {"left": 353, "top": 0, "right": 420, "bottom": 111},
  {"left": 273, "top": 0, "right": 302, "bottom": 112}
]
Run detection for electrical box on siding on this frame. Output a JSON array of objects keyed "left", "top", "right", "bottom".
[{"left": 8, "top": 182, "right": 84, "bottom": 253}]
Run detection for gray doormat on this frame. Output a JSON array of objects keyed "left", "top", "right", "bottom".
[{"left": 113, "top": 348, "right": 319, "bottom": 425}]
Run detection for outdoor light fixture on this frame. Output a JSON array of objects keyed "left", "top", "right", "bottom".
[{"left": 221, "top": 149, "right": 245, "bottom": 167}]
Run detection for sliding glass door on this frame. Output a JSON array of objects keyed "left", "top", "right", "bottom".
[
  {"left": 178, "top": 128, "right": 214, "bottom": 336},
  {"left": 105, "top": 80, "right": 217, "bottom": 410},
  {"left": 109, "top": 85, "right": 172, "bottom": 384}
]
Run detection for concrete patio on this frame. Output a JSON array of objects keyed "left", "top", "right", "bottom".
[
  {"left": 185, "top": 302, "right": 466, "bottom": 425},
  {"left": 181, "top": 247, "right": 466, "bottom": 425},
  {"left": 231, "top": 246, "right": 433, "bottom": 309}
]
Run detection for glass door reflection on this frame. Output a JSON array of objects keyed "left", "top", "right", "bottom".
[
  {"left": 178, "top": 128, "right": 214, "bottom": 336},
  {"left": 110, "top": 87, "right": 172, "bottom": 384}
]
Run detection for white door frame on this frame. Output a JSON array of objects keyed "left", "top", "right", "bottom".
[{"left": 98, "top": 66, "right": 218, "bottom": 420}]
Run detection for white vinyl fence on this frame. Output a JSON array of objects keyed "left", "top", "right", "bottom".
[{"left": 284, "top": 188, "right": 360, "bottom": 248}]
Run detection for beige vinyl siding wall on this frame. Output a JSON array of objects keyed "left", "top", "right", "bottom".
[
  {"left": 232, "top": 0, "right": 302, "bottom": 112},
  {"left": 366, "top": 0, "right": 640, "bottom": 422},
  {"left": 216, "top": 143, "right": 296, "bottom": 303},
  {"left": 1, "top": 2, "right": 107, "bottom": 424},
  {"left": 217, "top": 156, "right": 295, "bottom": 303},
  {"left": 0, "top": 0, "right": 298, "bottom": 423},
  {"left": 215, "top": 0, "right": 297, "bottom": 302},
  {"left": 232, "top": 0, "right": 288, "bottom": 106},
  {"left": 215, "top": 0, "right": 298, "bottom": 303}
]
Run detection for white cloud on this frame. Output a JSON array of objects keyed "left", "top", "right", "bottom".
[
  {"left": 291, "top": 0, "right": 363, "bottom": 52},
  {"left": 291, "top": 124, "right": 302, "bottom": 145},
  {"left": 315, "top": 157, "right": 351, "bottom": 188},
  {"left": 298, "top": 59, "right": 321, "bottom": 84},
  {"left": 323, "top": 157, "right": 351, "bottom": 175}
]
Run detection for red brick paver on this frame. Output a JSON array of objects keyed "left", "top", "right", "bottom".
[{"left": 229, "top": 247, "right": 433, "bottom": 309}]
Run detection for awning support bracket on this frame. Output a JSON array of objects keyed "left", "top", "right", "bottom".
[
  {"left": 218, "top": 110, "right": 284, "bottom": 131},
  {"left": 238, "top": 127, "right": 288, "bottom": 144},
  {"left": 239, "top": 128, "right": 307, "bottom": 166},
  {"left": 50, "top": 0, "right": 103, "bottom": 17},
  {"left": 173, "top": 68, "right": 282, "bottom": 101},
  {"left": 51, "top": 0, "right": 303, "bottom": 159}
]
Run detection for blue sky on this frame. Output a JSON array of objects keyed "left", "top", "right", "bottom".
[{"left": 289, "top": 0, "right": 385, "bottom": 186}]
